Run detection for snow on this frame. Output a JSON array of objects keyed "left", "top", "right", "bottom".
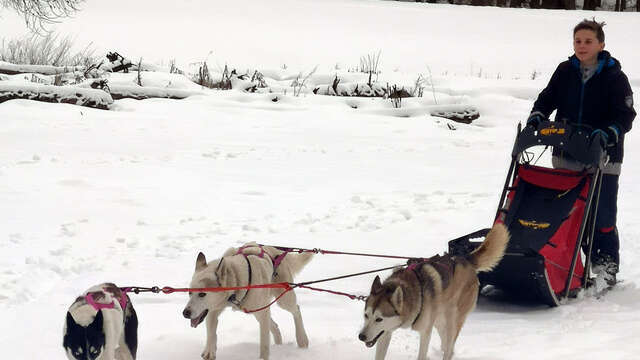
[{"left": 1, "top": 1, "right": 639, "bottom": 359}]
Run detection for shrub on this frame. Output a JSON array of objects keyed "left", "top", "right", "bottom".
[
  {"left": 0, "top": 32, "right": 96, "bottom": 66},
  {"left": 360, "top": 50, "right": 382, "bottom": 87}
]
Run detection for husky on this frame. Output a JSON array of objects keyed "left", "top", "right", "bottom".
[
  {"left": 63, "top": 283, "right": 138, "bottom": 360},
  {"left": 358, "top": 223, "right": 509, "bottom": 360},
  {"left": 182, "top": 242, "right": 313, "bottom": 360}
]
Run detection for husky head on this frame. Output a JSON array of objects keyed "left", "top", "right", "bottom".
[
  {"left": 358, "top": 275, "right": 405, "bottom": 348},
  {"left": 182, "top": 252, "right": 229, "bottom": 328},
  {"left": 63, "top": 310, "right": 105, "bottom": 360}
]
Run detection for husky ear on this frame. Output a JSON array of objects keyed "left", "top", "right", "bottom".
[
  {"left": 90, "top": 310, "right": 104, "bottom": 329},
  {"left": 196, "top": 252, "right": 207, "bottom": 271},
  {"left": 391, "top": 286, "right": 403, "bottom": 313},
  {"left": 66, "top": 312, "right": 76, "bottom": 328},
  {"left": 63, "top": 312, "right": 79, "bottom": 348},
  {"left": 371, "top": 275, "right": 382, "bottom": 294}
]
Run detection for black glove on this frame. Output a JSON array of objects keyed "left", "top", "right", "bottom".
[
  {"left": 591, "top": 129, "right": 609, "bottom": 148},
  {"left": 526, "top": 112, "right": 545, "bottom": 129},
  {"left": 605, "top": 125, "right": 620, "bottom": 145},
  {"left": 592, "top": 125, "right": 620, "bottom": 148}
]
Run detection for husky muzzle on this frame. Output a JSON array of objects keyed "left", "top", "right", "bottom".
[
  {"left": 358, "top": 330, "right": 384, "bottom": 348},
  {"left": 183, "top": 307, "right": 208, "bottom": 328}
]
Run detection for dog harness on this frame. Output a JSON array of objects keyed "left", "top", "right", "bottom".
[
  {"left": 405, "top": 262, "right": 425, "bottom": 326},
  {"left": 85, "top": 289, "right": 127, "bottom": 311},
  {"left": 226, "top": 255, "right": 253, "bottom": 308},
  {"left": 236, "top": 244, "right": 288, "bottom": 276},
  {"left": 224, "top": 245, "right": 290, "bottom": 308},
  {"left": 406, "top": 255, "right": 456, "bottom": 326},
  {"left": 216, "top": 245, "right": 288, "bottom": 308}
]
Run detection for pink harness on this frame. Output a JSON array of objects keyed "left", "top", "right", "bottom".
[
  {"left": 236, "top": 245, "right": 287, "bottom": 274},
  {"left": 85, "top": 289, "right": 128, "bottom": 311}
]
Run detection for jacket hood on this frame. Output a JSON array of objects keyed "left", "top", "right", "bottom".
[{"left": 569, "top": 50, "right": 621, "bottom": 75}]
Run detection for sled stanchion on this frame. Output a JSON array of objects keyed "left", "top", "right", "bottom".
[
  {"left": 562, "top": 168, "right": 602, "bottom": 299},
  {"left": 495, "top": 123, "right": 522, "bottom": 221},
  {"left": 582, "top": 170, "right": 604, "bottom": 291},
  {"left": 496, "top": 157, "right": 517, "bottom": 221}
]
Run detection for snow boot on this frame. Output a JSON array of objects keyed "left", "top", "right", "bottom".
[{"left": 591, "top": 254, "right": 618, "bottom": 288}]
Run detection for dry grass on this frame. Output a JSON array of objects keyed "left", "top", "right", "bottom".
[{"left": 0, "top": 32, "right": 96, "bottom": 67}]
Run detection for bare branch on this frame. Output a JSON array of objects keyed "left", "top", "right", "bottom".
[{"left": 1, "top": 0, "right": 85, "bottom": 32}]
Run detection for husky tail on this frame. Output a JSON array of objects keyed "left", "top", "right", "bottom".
[{"left": 468, "top": 223, "right": 509, "bottom": 272}]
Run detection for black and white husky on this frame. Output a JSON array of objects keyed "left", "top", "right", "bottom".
[{"left": 63, "top": 283, "right": 138, "bottom": 360}]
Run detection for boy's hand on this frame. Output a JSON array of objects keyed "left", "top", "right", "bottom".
[
  {"left": 526, "top": 112, "right": 545, "bottom": 129},
  {"left": 592, "top": 125, "right": 620, "bottom": 148},
  {"left": 604, "top": 125, "right": 620, "bottom": 145},
  {"left": 591, "top": 129, "right": 609, "bottom": 148}
]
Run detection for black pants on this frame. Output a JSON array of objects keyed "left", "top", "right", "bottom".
[{"left": 592, "top": 174, "right": 620, "bottom": 266}]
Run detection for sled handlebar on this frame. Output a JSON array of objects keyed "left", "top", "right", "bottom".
[{"left": 512, "top": 121, "right": 607, "bottom": 169}]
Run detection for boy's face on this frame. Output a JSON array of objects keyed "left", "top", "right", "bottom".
[{"left": 573, "top": 29, "right": 605, "bottom": 65}]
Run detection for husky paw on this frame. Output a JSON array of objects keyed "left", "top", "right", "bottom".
[
  {"left": 115, "top": 347, "right": 134, "bottom": 360},
  {"left": 273, "top": 333, "right": 283, "bottom": 345},
  {"left": 296, "top": 333, "right": 309, "bottom": 348},
  {"left": 201, "top": 349, "right": 216, "bottom": 360}
]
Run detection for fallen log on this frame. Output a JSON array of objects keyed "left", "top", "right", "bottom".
[
  {"left": 104, "top": 84, "right": 202, "bottom": 100},
  {"left": 0, "top": 83, "right": 113, "bottom": 110},
  {"left": 429, "top": 104, "right": 480, "bottom": 124},
  {"left": 313, "top": 82, "right": 387, "bottom": 97},
  {"left": 0, "top": 61, "right": 85, "bottom": 76}
]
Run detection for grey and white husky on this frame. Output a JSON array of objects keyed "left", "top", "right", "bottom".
[
  {"left": 63, "top": 283, "right": 138, "bottom": 360},
  {"left": 359, "top": 223, "right": 509, "bottom": 360},
  {"left": 182, "top": 242, "right": 313, "bottom": 360}
]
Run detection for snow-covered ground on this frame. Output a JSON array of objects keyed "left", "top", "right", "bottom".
[{"left": 1, "top": 1, "right": 639, "bottom": 359}]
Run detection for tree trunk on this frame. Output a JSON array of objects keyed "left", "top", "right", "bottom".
[
  {"left": 565, "top": 0, "right": 576, "bottom": 9},
  {"left": 0, "top": 62, "right": 85, "bottom": 76},
  {"left": 583, "top": 0, "right": 597, "bottom": 10},
  {"left": 510, "top": 0, "right": 523, "bottom": 6},
  {"left": 107, "top": 85, "right": 200, "bottom": 101},
  {"left": 541, "top": 0, "right": 563, "bottom": 8},
  {"left": 0, "top": 83, "right": 112, "bottom": 110},
  {"left": 614, "top": 0, "right": 621, "bottom": 10},
  {"left": 430, "top": 105, "right": 480, "bottom": 124}
]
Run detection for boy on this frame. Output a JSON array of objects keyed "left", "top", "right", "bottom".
[{"left": 527, "top": 19, "right": 635, "bottom": 287}]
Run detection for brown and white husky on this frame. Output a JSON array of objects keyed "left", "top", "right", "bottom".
[{"left": 359, "top": 223, "right": 509, "bottom": 360}]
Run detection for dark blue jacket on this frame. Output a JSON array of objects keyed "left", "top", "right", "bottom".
[{"left": 532, "top": 50, "right": 635, "bottom": 163}]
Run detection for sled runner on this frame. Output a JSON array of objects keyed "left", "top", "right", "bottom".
[{"left": 449, "top": 121, "right": 607, "bottom": 306}]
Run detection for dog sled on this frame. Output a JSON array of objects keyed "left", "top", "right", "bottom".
[{"left": 449, "top": 121, "right": 607, "bottom": 306}]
